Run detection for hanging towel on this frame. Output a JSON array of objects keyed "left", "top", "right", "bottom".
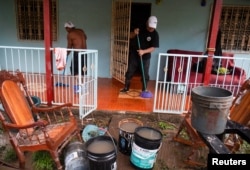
[{"left": 54, "top": 48, "right": 67, "bottom": 70}]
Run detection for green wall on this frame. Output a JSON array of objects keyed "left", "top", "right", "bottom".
[{"left": 0, "top": 0, "right": 249, "bottom": 79}]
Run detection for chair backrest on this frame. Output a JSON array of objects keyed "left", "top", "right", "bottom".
[
  {"left": 0, "top": 80, "right": 35, "bottom": 126},
  {"left": 229, "top": 78, "right": 250, "bottom": 125},
  {"left": 0, "top": 70, "right": 35, "bottom": 107}
]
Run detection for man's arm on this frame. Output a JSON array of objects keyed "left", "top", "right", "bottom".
[
  {"left": 130, "top": 28, "right": 139, "bottom": 39},
  {"left": 137, "top": 47, "right": 155, "bottom": 57}
]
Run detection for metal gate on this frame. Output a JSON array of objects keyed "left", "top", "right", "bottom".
[
  {"left": 111, "top": 0, "right": 131, "bottom": 83},
  {"left": 153, "top": 53, "right": 191, "bottom": 114},
  {"left": 0, "top": 46, "right": 98, "bottom": 119},
  {"left": 153, "top": 52, "right": 249, "bottom": 114},
  {"left": 52, "top": 49, "right": 98, "bottom": 119}
]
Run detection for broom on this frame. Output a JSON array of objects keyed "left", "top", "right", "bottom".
[{"left": 137, "top": 34, "right": 153, "bottom": 98}]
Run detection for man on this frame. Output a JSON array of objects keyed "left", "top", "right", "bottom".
[
  {"left": 120, "top": 16, "right": 159, "bottom": 92},
  {"left": 64, "top": 21, "right": 87, "bottom": 75}
]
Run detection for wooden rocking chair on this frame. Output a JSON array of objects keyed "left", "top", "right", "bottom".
[
  {"left": 173, "top": 78, "right": 250, "bottom": 166},
  {"left": 0, "top": 70, "right": 41, "bottom": 120},
  {"left": 0, "top": 72, "right": 82, "bottom": 169}
]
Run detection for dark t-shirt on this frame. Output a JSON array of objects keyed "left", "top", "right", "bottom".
[{"left": 129, "top": 28, "right": 159, "bottom": 60}]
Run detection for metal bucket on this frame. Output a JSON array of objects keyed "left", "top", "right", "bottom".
[
  {"left": 191, "top": 86, "right": 233, "bottom": 134},
  {"left": 64, "top": 141, "right": 89, "bottom": 170},
  {"left": 118, "top": 118, "right": 143, "bottom": 155}
]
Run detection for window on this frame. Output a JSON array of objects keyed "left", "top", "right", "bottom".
[
  {"left": 220, "top": 6, "right": 250, "bottom": 52},
  {"left": 15, "top": 0, "right": 57, "bottom": 41}
]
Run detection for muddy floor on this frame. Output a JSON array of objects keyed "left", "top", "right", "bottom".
[
  {"left": 0, "top": 110, "right": 209, "bottom": 170},
  {"left": 80, "top": 110, "right": 209, "bottom": 170}
]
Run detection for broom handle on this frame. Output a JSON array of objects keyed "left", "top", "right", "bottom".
[{"left": 137, "top": 34, "right": 147, "bottom": 91}]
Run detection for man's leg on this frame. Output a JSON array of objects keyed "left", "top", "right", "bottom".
[
  {"left": 120, "top": 56, "right": 138, "bottom": 93},
  {"left": 71, "top": 52, "right": 79, "bottom": 76}
]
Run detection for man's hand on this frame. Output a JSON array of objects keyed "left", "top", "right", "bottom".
[
  {"left": 137, "top": 49, "right": 144, "bottom": 56},
  {"left": 134, "top": 28, "right": 139, "bottom": 35}
]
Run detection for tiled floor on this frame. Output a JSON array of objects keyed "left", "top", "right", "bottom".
[{"left": 97, "top": 77, "right": 155, "bottom": 113}]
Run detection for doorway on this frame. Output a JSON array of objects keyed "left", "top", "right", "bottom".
[
  {"left": 131, "top": 3, "right": 151, "bottom": 31},
  {"left": 130, "top": 3, "right": 151, "bottom": 77},
  {"left": 111, "top": 0, "right": 151, "bottom": 83}
]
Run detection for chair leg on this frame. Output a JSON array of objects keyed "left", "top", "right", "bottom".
[
  {"left": 173, "top": 112, "right": 207, "bottom": 167},
  {"left": 77, "top": 131, "right": 83, "bottom": 142},
  {"left": 50, "top": 151, "right": 63, "bottom": 170},
  {"left": 10, "top": 140, "right": 26, "bottom": 169},
  {"left": 16, "top": 150, "right": 26, "bottom": 169},
  {"left": 184, "top": 149, "right": 206, "bottom": 167}
]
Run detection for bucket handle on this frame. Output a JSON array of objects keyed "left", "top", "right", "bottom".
[{"left": 99, "top": 127, "right": 118, "bottom": 155}]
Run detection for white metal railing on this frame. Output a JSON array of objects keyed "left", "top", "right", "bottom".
[
  {"left": 154, "top": 52, "right": 250, "bottom": 114},
  {"left": 0, "top": 46, "right": 98, "bottom": 119}
]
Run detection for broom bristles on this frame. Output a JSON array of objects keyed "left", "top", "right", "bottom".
[{"left": 140, "top": 91, "right": 153, "bottom": 98}]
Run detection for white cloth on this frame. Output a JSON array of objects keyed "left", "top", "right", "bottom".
[{"left": 54, "top": 48, "right": 67, "bottom": 70}]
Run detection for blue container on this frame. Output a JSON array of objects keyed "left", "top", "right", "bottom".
[{"left": 31, "top": 96, "right": 41, "bottom": 106}]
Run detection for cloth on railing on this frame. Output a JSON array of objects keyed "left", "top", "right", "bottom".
[{"left": 54, "top": 48, "right": 67, "bottom": 70}]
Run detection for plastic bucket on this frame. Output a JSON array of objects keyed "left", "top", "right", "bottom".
[
  {"left": 85, "top": 136, "right": 117, "bottom": 170},
  {"left": 64, "top": 141, "right": 90, "bottom": 170},
  {"left": 130, "top": 126, "right": 162, "bottom": 170},
  {"left": 191, "top": 86, "right": 233, "bottom": 134},
  {"left": 118, "top": 118, "right": 143, "bottom": 155}
]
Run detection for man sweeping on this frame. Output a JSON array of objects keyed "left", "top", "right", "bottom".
[{"left": 120, "top": 16, "right": 159, "bottom": 95}]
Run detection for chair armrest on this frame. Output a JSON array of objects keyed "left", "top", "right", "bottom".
[
  {"left": 31, "top": 103, "right": 73, "bottom": 112},
  {"left": 31, "top": 103, "right": 75, "bottom": 125},
  {"left": 4, "top": 119, "right": 48, "bottom": 130}
]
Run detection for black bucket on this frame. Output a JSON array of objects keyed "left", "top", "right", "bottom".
[
  {"left": 64, "top": 141, "right": 90, "bottom": 170},
  {"left": 85, "top": 135, "right": 117, "bottom": 170},
  {"left": 191, "top": 86, "right": 233, "bottom": 134},
  {"left": 118, "top": 118, "right": 143, "bottom": 155},
  {"left": 130, "top": 126, "right": 162, "bottom": 170}
]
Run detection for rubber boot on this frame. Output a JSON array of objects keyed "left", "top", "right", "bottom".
[{"left": 120, "top": 80, "right": 130, "bottom": 93}]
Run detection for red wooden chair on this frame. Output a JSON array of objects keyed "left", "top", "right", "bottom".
[{"left": 0, "top": 70, "right": 82, "bottom": 170}]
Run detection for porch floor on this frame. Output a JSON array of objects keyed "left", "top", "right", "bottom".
[{"left": 97, "top": 77, "right": 155, "bottom": 113}]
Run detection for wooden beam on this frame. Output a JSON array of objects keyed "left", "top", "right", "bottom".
[
  {"left": 43, "top": 0, "right": 54, "bottom": 105},
  {"left": 203, "top": 0, "right": 223, "bottom": 85}
]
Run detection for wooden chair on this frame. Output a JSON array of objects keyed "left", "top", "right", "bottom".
[
  {"left": 229, "top": 78, "right": 250, "bottom": 125},
  {"left": 173, "top": 78, "right": 250, "bottom": 165},
  {"left": 0, "top": 70, "right": 41, "bottom": 121},
  {"left": 0, "top": 72, "right": 82, "bottom": 170},
  {"left": 0, "top": 70, "right": 35, "bottom": 107}
]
